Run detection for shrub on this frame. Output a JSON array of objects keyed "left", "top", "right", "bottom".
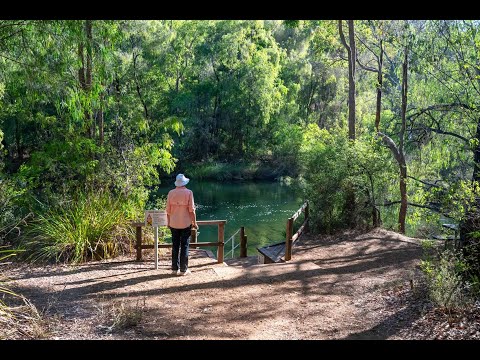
[
  {"left": 421, "top": 249, "right": 471, "bottom": 310},
  {"left": 299, "top": 126, "right": 393, "bottom": 233},
  {"left": 19, "top": 191, "right": 134, "bottom": 263},
  {"left": 0, "top": 179, "right": 27, "bottom": 246}
]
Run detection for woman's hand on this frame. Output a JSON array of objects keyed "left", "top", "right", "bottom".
[{"left": 192, "top": 222, "right": 199, "bottom": 230}]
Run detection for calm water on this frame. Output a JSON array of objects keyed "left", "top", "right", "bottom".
[{"left": 151, "top": 180, "right": 304, "bottom": 258}]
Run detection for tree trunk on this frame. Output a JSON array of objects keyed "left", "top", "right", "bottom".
[
  {"left": 99, "top": 94, "right": 104, "bottom": 145},
  {"left": 367, "top": 173, "right": 380, "bottom": 227},
  {"left": 78, "top": 43, "right": 86, "bottom": 89},
  {"left": 85, "top": 20, "right": 93, "bottom": 137},
  {"left": 398, "top": 47, "right": 409, "bottom": 234},
  {"left": 78, "top": 20, "right": 93, "bottom": 138},
  {"left": 347, "top": 20, "right": 356, "bottom": 140},
  {"left": 133, "top": 52, "right": 149, "bottom": 119},
  {"left": 378, "top": 46, "right": 409, "bottom": 234},
  {"left": 85, "top": 20, "right": 92, "bottom": 92},
  {"left": 472, "top": 119, "right": 480, "bottom": 183},
  {"left": 15, "top": 117, "right": 22, "bottom": 162},
  {"left": 399, "top": 161, "right": 407, "bottom": 233},
  {"left": 375, "top": 40, "right": 383, "bottom": 132},
  {"left": 339, "top": 20, "right": 357, "bottom": 227},
  {"left": 338, "top": 20, "right": 356, "bottom": 139}
]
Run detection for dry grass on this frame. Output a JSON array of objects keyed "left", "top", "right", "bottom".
[
  {"left": 96, "top": 298, "right": 146, "bottom": 334},
  {"left": 0, "top": 296, "right": 49, "bottom": 339}
]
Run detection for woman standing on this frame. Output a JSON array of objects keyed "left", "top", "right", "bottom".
[{"left": 166, "top": 174, "right": 198, "bottom": 275}]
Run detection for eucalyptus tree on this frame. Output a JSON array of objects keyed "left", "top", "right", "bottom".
[
  {"left": 0, "top": 20, "right": 180, "bottom": 213},
  {"left": 154, "top": 20, "right": 287, "bottom": 162},
  {"left": 398, "top": 20, "right": 480, "bottom": 247}
]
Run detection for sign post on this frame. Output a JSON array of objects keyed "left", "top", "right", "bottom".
[{"left": 145, "top": 209, "right": 168, "bottom": 269}]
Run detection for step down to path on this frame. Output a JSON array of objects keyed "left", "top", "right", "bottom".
[
  {"left": 257, "top": 236, "right": 305, "bottom": 264},
  {"left": 224, "top": 256, "right": 258, "bottom": 268},
  {"left": 213, "top": 261, "right": 321, "bottom": 280},
  {"left": 257, "top": 242, "right": 286, "bottom": 263}
]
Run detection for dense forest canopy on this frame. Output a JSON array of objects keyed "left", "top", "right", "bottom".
[{"left": 1, "top": 20, "right": 480, "bottom": 262}]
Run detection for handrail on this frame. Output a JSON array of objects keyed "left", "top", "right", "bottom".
[
  {"left": 132, "top": 219, "right": 226, "bottom": 264},
  {"left": 131, "top": 219, "right": 227, "bottom": 227},
  {"left": 285, "top": 200, "right": 309, "bottom": 261},
  {"left": 291, "top": 202, "right": 308, "bottom": 222},
  {"left": 197, "top": 220, "right": 227, "bottom": 226},
  {"left": 224, "top": 228, "right": 241, "bottom": 259}
]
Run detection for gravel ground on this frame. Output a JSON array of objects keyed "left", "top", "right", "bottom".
[{"left": 2, "top": 228, "right": 477, "bottom": 340}]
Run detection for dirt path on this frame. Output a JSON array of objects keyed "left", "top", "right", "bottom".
[{"left": 3, "top": 228, "right": 424, "bottom": 339}]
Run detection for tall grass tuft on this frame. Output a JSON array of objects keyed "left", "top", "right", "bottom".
[
  {"left": 21, "top": 191, "right": 133, "bottom": 263},
  {"left": 1, "top": 247, "right": 47, "bottom": 339}
]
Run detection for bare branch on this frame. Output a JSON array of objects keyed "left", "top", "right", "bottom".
[
  {"left": 408, "top": 103, "right": 474, "bottom": 120},
  {"left": 407, "top": 175, "right": 443, "bottom": 188},
  {"left": 355, "top": 32, "right": 379, "bottom": 62},
  {"left": 409, "top": 126, "right": 469, "bottom": 143},
  {"left": 380, "top": 201, "right": 442, "bottom": 212},
  {"left": 338, "top": 20, "right": 350, "bottom": 53},
  {"left": 356, "top": 57, "right": 378, "bottom": 73},
  {"left": 378, "top": 132, "right": 402, "bottom": 164}
]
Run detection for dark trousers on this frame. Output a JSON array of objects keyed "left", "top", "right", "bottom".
[{"left": 170, "top": 225, "right": 191, "bottom": 272}]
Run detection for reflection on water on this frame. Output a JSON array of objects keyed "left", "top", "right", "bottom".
[{"left": 151, "top": 180, "right": 304, "bottom": 257}]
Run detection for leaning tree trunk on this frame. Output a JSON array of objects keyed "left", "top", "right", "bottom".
[{"left": 378, "top": 46, "right": 409, "bottom": 234}]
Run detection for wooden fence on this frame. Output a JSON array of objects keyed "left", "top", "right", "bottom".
[
  {"left": 285, "top": 201, "right": 309, "bottom": 261},
  {"left": 132, "top": 220, "right": 227, "bottom": 263}
]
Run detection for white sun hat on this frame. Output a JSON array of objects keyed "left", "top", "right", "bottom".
[{"left": 174, "top": 173, "right": 190, "bottom": 187}]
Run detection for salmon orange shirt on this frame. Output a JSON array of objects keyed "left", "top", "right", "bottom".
[{"left": 166, "top": 186, "right": 195, "bottom": 229}]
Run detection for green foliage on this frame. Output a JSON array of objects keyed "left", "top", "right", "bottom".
[
  {"left": 300, "top": 125, "right": 394, "bottom": 233},
  {"left": 421, "top": 249, "right": 472, "bottom": 310},
  {"left": 2, "top": 19, "right": 480, "bottom": 268},
  {"left": 0, "top": 178, "right": 27, "bottom": 245},
  {"left": 20, "top": 191, "right": 134, "bottom": 263}
]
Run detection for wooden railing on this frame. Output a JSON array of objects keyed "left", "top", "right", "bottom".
[
  {"left": 223, "top": 226, "right": 248, "bottom": 259},
  {"left": 285, "top": 201, "right": 309, "bottom": 261},
  {"left": 132, "top": 220, "right": 227, "bottom": 264}
]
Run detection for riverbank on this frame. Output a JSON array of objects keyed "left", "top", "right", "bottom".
[
  {"left": 163, "top": 160, "right": 297, "bottom": 182},
  {"left": 6, "top": 228, "right": 474, "bottom": 340}
]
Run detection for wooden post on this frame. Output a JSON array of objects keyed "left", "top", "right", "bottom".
[
  {"left": 285, "top": 217, "right": 294, "bottom": 261},
  {"left": 240, "top": 226, "right": 247, "bottom": 258},
  {"left": 304, "top": 201, "right": 309, "bottom": 233},
  {"left": 217, "top": 222, "right": 225, "bottom": 263},
  {"left": 154, "top": 225, "right": 158, "bottom": 270},
  {"left": 136, "top": 225, "right": 142, "bottom": 261}
]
